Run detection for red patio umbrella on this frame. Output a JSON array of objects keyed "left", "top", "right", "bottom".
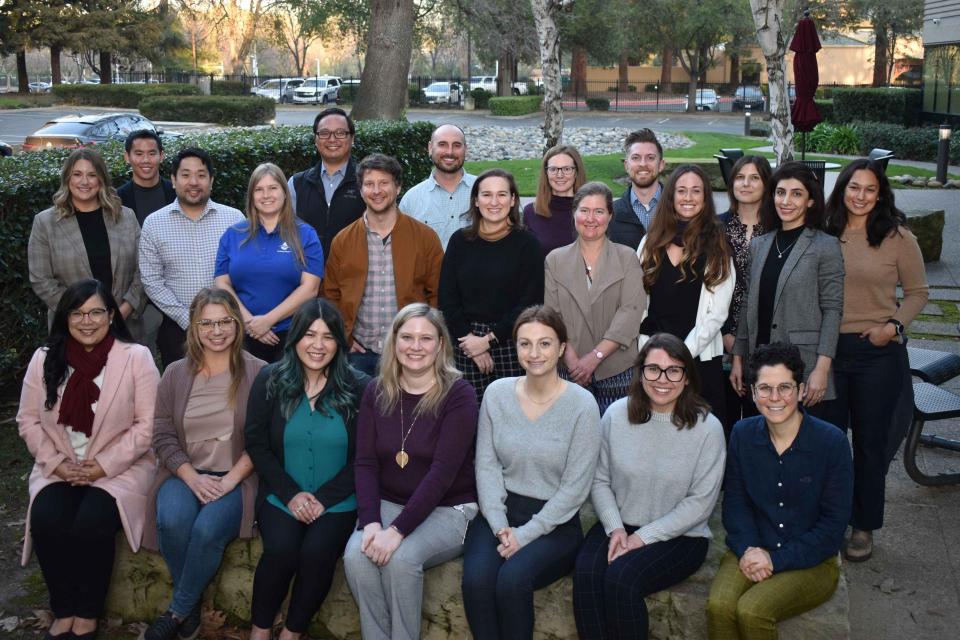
[{"left": 790, "top": 12, "right": 823, "bottom": 160}]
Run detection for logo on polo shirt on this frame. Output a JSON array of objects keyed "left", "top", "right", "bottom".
[{"left": 279, "top": 242, "right": 291, "bottom": 253}]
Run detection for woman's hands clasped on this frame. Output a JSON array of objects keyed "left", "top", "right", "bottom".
[
  {"left": 287, "top": 491, "right": 325, "bottom": 524},
  {"left": 53, "top": 459, "right": 106, "bottom": 485},
  {"left": 361, "top": 522, "right": 404, "bottom": 566}
]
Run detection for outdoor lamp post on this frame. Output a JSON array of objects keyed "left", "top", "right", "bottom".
[
  {"left": 938, "top": 124, "right": 952, "bottom": 184},
  {"left": 745, "top": 111, "right": 752, "bottom": 137}
]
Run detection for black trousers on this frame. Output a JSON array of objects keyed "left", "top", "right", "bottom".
[
  {"left": 244, "top": 332, "right": 288, "bottom": 364},
  {"left": 30, "top": 483, "right": 121, "bottom": 619},
  {"left": 250, "top": 502, "right": 356, "bottom": 632},
  {"left": 696, "top": 356, "right": 727, "bottom": 426},
  {"left": 157, "top": 314, "right": 186, "bottom": 370}
]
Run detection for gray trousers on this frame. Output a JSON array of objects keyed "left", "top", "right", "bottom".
[{"left": 343, "top": 499, "right": 477, "bottom": 640}]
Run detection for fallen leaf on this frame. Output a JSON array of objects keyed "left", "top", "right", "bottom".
[
  {"left": 201, "top": 607, "right": 226, "bottom": 632},
  {"left": 0, "top": 616, "right": 19, "bottom": 632}
]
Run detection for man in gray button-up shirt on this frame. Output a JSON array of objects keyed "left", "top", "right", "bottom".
[{"left": 399, "top": 124, "right": 476, "bottom": 248}]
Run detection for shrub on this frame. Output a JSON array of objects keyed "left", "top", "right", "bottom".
[
  {"left": 470, "top": 88, "right": 492, "bottom": 109},
  {"left": 51, "top": 83, "right": 200, "bottom": 108},
  {"left": 606, "top": 84, "right": 637, "bottom": 92},
  {"left": 585, "top": 97, "right": 610, "bottom": 111},
  {"left": 814, "top": 98, "right": 833, "bottom": 122},
  {"left": 645, "top": 83, "right": 659, "bottom": 92},
  {"left": 140, "top": 95, "right": 276, "bottom": 126},
  {"left": 339, "top": 83, "right": 360, "bottom": 103},
  {"left": 408, "top": 84, "right": 424, "bottom": 105},
  {"left": 797, "top": 122, "right": 860, "bottom": 155},
  {"left": 852, "top": 121, "right": 960, "bottom": 164},
  {"left": 831, "top": 88, "right": 922, "bottom": 127},
  {"left": 749, "top": 120, "right": 771, "bottom": 137},
  {"left": 0, "top": 120, "right": 434, "bottom": 388},
  {"left": 488, "top": 95, "right": 542, "bottom": 116},
  {"left": 211, "top": 80, "right": 251, "bottom": 96}
]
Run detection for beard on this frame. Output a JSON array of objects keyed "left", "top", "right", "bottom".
[
  {"left": 433, "top": 154, "right": 464, "bottom": 175},
  {"left": 630, "top": 171, "right": 659, "bottom": 189}
]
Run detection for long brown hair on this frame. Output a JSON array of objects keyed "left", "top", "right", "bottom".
[
  {"left": 185, "top": 288, "right": 246, "bottom": 405},
  {"left": 534, "top": 145, "right": 586, "bottom": 218},
  {"left": 462, "top": 169, "right": 524, "bottom": 240},
  {"left": 627, "top": 333, "right": 710, "bottom": 429},
  {"left": 725, "top": 155, "right": 771, "bottom": 215},
  {"left": 52, "top": 148, "right": 123, "bottom": 222},
  {"left": 640, "top": 164, "right": 730, "bottom": 291},
  {"left": 243, "top": 163, "right": 305, "bottom": 265}
]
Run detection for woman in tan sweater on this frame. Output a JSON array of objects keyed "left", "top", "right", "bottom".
[{"left": 823, "top": 158, "right": 928, "bottom": 563}]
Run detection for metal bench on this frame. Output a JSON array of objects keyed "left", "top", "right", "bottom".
[
  {"left": 908, "top": 346, "right": 960, "bottom": 385},
  {"left": 903, "top": 347, "right": 960, "bottom": 485}
]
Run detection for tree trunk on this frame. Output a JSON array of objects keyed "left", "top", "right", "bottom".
[
  {"left": 51, "top": 45, "right": 63, "bottom": 85},
  {"left": 530, "top": 0, "right": 565, "bottom": 152},
  {"left": 750, "top": 0, "right": 792, "bottom": 164},
  {"left": 660, "top": 47, "right": 673, "bottom": 90},
  {"left": 352, "top": 0, "right": 415, "bottom": 120},
  {"left": 571, "top": 45, "right": 587, "bottom": 97},
  {"left": 100, "top": 51, "right": 113, "bottom": 84},
  {"left": 729, "top": 52, "right": 740, "bottom": 87},
  {"left": 497, "top": 52, "right": 516, "bottom": 96},
  {"left": 686, "top": 47, "right": 699, "bottom": 113},
  {"left": 17, "top": 49, "right": 29, "bottom": 94},
  {"left": 618, "top": 51, "right": 629, "bottom": 91},
  {"left": 872, "top": 23, "right": 889, "bottom": 87}
]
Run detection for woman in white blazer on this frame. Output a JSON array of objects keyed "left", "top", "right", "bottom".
[{"left": 637, "top": 164, "right": 734, "bottom": 426}]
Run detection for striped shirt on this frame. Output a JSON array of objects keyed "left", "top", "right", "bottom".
[
  {"left": 352, "top": 216, "right": 398, "bottom": 354},
  {"left": 399, "top": 171, "right": 476, "bottom": 248},
  {"left": 139, "top": 198, "right": 244, "bottom": 328}
]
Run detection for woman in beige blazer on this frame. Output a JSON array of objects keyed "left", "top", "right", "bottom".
[
  {"left": 17, "top": 279, "right": 158, "bottom": 640},
  {"left": 545, "top": 182, "right": 645, "bottom": 414},
  {"left": 28, "top": 147, "right": 143, "bottom": 329}
]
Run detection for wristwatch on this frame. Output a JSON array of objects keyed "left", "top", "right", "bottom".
[
  {"left": 595, "top": 350, "right": 604, "bottom": 360},
  {"left": 886, "top": 319, "right": 904, "bottom": 337}
]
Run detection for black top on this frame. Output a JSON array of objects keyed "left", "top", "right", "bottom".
[
  {"left": 75, "top": 208, "right": 113, "bottom": 292},
  {"left": 610, "top": 187, "right": 647, "bottom": 251},
  {"left": 438, "top": 228, "right": 545, "bottom": 342},
  {"left": 757, "top": 225, "right": 805, "bottom": 346},
  {"left": 117, "top": 178, "right": 176, "bottom": 225},
  {"left": 291, "top": 156, "right": 366, "bottom": 263},
  {"left": 243, "top": 362, "right": 371, "bottom": 512},
  {"left": 641, "top": 252, "right": 704, "bottom": 343}
]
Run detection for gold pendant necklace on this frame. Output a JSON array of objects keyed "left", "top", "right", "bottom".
[{"left": 396, "top": 393, "right": 419, "bottom": 469}]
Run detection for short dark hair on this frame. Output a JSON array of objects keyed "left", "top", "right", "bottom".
[
  {"left": 313, "top": 107, "right": 355, "bottom": 136},
  {"left": 172, "top": 147, "right": 214, "bottom": 178},
  {"left": 124, "top": 129, "right": 163, "bottom": 153},
  {"left": 624, "top": 128, "right": 663, "bottom": 158},
  {"left": 761, "top": 161, "right": 824, "bottom": 230},
  {"left": 747, "top": 342, "right": 805, "bottom": 386},
  {"left": 356, "top": 153, "right": 403, "bottom": 187},
  {"left": 513, "top": 305, "right": 568, "bottom": 344}
]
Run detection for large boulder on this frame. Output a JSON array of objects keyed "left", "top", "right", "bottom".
[
  {"left": 905, "top": 209, "right": 945, "bottom": 263},
  {"left": 103, "top": 507, "right": 849, "bottom": 639}
]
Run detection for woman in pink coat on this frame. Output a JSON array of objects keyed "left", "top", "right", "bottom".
[{"left": 16, "top": 278, "right": 159, "bottom": 640}]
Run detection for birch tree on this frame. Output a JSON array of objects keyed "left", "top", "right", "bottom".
[
  {"left": 530, "top": 0, "right": 574, "bottom": 152},
  {"left": 750, "top": 0, "right": 793, "bottom": 163}
]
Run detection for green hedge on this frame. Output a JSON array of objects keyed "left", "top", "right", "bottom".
[
  {"left": 211, "top": 80, "right": 251, "bottom": 96},
  {"left": 470, "top": 88, "right": 492, "bottom": 109},
  {"left": 488, "top": 96, "right": 542, "bottom": 116},
  {"left": 0, "top": 120, "right": 434, "bottom": 388},
  {"left": 51, "top": 83, "right": 200, "bottom": 108},
  {"left": 852, "top": 121, "right": 960, "bottom": 164},
  {"left": 140, "top": 96, "right": 276, "bottom": 126},
  {"left": 585, "top": 97, "right": 610, "bottom": 111},
  {"left": 797, "top": 122, "right": 860, "bottom": 155},
  {"left": 831, "top": 88, "right": 922, "bottom": 127},
  {"left": 814, "top": 98, "right": 833, "bottom": 122}
]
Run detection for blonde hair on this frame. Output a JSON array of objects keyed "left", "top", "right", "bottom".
[
  {"left": 185, "top": 287, "right": 246, "bottom": 405},
  {"left": 376, "top": 303, "right": 461, "bottom": 417},
  {"left": 243, "top": 163, "right": 305, "bottom": 266},
  {"left": 52, "top": 148, "right": 122, "bottom": 222},
  {"left": 534, "top": 145, "right": 586, "bottom": 218}
]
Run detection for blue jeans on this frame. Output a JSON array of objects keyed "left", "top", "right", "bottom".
[
  {"left": 462, "top": 494, "right": 583, "bottom": 640},
  {"left": 156, "top": 476, "right": 242, "bottom": 617}
]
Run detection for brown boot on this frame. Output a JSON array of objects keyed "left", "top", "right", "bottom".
[{"left": 844, "top": 529, "right": 873, "bottom": 562}]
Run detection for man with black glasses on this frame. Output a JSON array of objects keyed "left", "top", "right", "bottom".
[{"left": 288, "top": 107, "right": 365, "bottom": 262}]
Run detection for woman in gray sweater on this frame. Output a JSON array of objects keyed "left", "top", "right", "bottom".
[
  {"left": 573, "top": 332, "right": 726, "bottom": 640},
  {"left": 462, "top": 305, "right": 601, "bottom": 639}
]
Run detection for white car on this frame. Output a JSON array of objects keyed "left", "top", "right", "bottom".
[
  {"left": 470, "top": 75, "right": 528, "bottom": 95},
  {"left": 692, "top": 89, "right": 720, "bottom": 111},
  {"left": 292, "top": 76, "right": 342, "bottom": 104},
  {"left": 28, "top": 82, "right": 52, "bottom": 93},
  {"left": 252, "top": 78, "right": 307, "bottom": 103},
  {"left": 422, "top": 81, "right": 463, "bottom": 105}
]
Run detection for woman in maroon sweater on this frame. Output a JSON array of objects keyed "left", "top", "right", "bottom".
[{"left": 343, "top": 302, "right": 479, "bottom": 640}]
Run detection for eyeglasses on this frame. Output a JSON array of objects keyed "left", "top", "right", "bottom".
[
  {"left": 196, "top": 318, "right": 237, "bottom": 332},
  {"left": 69, "top": 308, "right": 108, "bottom": 323},
  {"left": 754, "top": 383, "right": 798, "bottom": 399},
  {"left": 546, "top": 166, "right": 576, "bottom": 176},
  {"left": 641, "top": 364, "right": 686, "bottom": 382},
  {"left": 315, "top": 129, "right": 351, "bottom": 140}
]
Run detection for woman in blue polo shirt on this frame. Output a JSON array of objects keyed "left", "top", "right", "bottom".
[{"left": 215, "top": 163, "right": 324, "bottom": 362}]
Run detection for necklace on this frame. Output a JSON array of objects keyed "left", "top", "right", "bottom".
[
  {"left": 774, "top": 233, "right": 799, "bottom": 259},
  {"left": 396, "top": 393, "right": 420, "bottom": 469},
  {"left": 521, "top": 378, "right": 564, "bottom": 405}
]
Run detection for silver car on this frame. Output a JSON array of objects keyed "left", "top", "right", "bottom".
[{"left": 293, "top": 77, "right": 342, "bottom": 104}]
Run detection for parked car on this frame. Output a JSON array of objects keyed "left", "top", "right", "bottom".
[
  {"left": 732, "top": 85, "right": 765, "bottom": 111},
  {"left": 692, "top": 89, "right": 720, "bottom": 111},
  {"left": 422, "top": 81, "right": 463, "bottom": 105},
  {"left": 470, "top": 75, "right": 529, "bottom": 96},
  {"left": 21, "top": 113, "right": 169, "bottom": 152},
  {"left": 252, "top": 77, "right": 307, "bottom": 103},
  {"left": 292, "top": 76, "right": 342, "bottom": 104},
  {"left": 28, "top": 82, "right": 52, "bottom": 93},
  {"left": 0, "top": 139, "right": 13, "bottom": 157}
]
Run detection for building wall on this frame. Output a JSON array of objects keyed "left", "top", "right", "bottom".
[{"left": 922, "top": 0, "right": 960, "bottom": 119}]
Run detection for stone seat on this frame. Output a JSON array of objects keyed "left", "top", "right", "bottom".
[{"left": 103, "top": 506, "right": 849, "bottom": 639}]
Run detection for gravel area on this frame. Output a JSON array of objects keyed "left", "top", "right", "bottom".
[{"left": 461, "top": 126, "right": 693, "bottom": 161}]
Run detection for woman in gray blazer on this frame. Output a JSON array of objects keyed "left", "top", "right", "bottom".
[
  {"left": 28, "top": 148, "right": 143, "bottom": 329},
  {"left": 730, "top": 162, "right": 844, "bottom": 415},
  {"left": 545, "top": 182, "right": 645, "bottom": 414}
]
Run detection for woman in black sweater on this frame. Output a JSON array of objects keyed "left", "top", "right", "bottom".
[{"left": 439, "top": 169, "right": 544, "bottom": 402}]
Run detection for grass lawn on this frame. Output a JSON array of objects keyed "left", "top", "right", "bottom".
[
  {"left": 0, "top": 94, "right": 56, "bottom": 109},
  {"left": 464, "top": 131, "right": 957, "bottom": 195}
]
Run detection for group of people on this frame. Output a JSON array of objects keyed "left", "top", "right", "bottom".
[{"left": 18, "top": 110, "right": 927, "bottom": 640}]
